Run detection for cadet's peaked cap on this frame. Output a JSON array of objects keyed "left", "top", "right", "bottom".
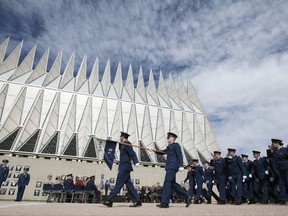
[
  {"left": 241, "top": 154, "right": 248, "bottom": 158},
  {"left": 227, "top": 148, "right": 236, "bottom": 152},
  {"left": 167, "top": 132, "right": 177, "bottom": 139},
  {"left": 90, "top": 175, "right": 95, "bottom": 179},
  {"left": 192, "top": 158, "right": 199, "bottom": 162},
  {"left": 214, "top": 151, "right": 221, "bottom": 155},
  {"left": 67, "top": 173, "right": 73, "bottom": 177},
  {"left": 271, "top": 138, "right": 282, "bottom": 144},
  {"left": 204, "top": 161, "right": 210, "bottom": 165},
  {"left": 120, "top": 132, "right": 130, "bottom": 139},
  {"left": 252, "top": 150, "right": 261, "bottom": 154},
  {"left": 2, "top": 159, "right": 9, "bottom": 163},
  {"left": 24, "top": 167, "right": 29, "bottom": 171}
]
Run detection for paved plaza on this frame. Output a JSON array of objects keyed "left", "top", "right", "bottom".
[{"left": 0, "top": 201, "right": 286, "bottom": 216}]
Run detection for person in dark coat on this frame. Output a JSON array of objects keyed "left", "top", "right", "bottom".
[
  {"left": 103, "top": 132, "right": 141, "bottom": 208},
  {"left": 190, "top": 159, "right": 206, "bottom": 204},
  {"left": 203, "top": 161, "right": 214, "bottom": 204},
  {"left": 154, "top": 132, "right": 191, "bottom": 208},
  {"left": 15, "top": 167, "right": 30, "bottom": 201},
  {"left": 85, "top": 175, "right": 101, "bottom": 203},
  {"left": 0, "top": 159, "right": 9, "bottom": 188},
  {"left": 241, "top": 154, "right": 255, "bottom": 204},
  {"left": 225, "top": 148, "right": 247, "bottom": 205},
  {"left": 271, "top": 138, "right": 288, "bottom": 205},
  {"left": 213, "top": 151, "right": 228, "bottom": 204},
  {"left": 63, "top": 174, "right": 74, "bottom": 202},
  {"left": 252, "top": 150, "right": 270, "bottom": 204},
  {"left": 182, "top": 165, "right": 195, "bottom": 200}
]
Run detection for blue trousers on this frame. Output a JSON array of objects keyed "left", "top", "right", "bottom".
[
  {"left": 16, "top": 185, "right": 26, "bottom": 201},
  {"left": 108, "top": 170, "right": 139, "bottom": 203},
  {"left": 230, "top": 175, "right": 243, "bottom": 202},
  {"left": 195, "top": 181, "right": 203, "bottom": 201},
  {"left": 278, "top": 169, "right": 288, "bottom": 201},
  {"left": 161, "top": 169, "right": 188, "bottom": 204},
  {"left": 216, "top": 177, "right": 226, "bottom": 202},
  {"left": 187, "top": 182, "right": 194, "bottom": 198},
  {"left": 205, "top": 182, "right": 213, "bottom": 200},
  {"left": 254, "top": 178, "right": 269, "bottom": 202}
]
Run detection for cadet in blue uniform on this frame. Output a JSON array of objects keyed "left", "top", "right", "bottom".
[
  {"left": 0, "top": 159, "right": 9, "bottom": 188},
  {"left": 252, "top": 150, "right": 270, "bottom": 204},
  {"left": 103, "top": 132, "right": 141, "bottom": 208},
  {"left": 15, "top": 167, "right": 30, "bottom": 201},
  {"left": 241, "top": 154, "right": 255, "bottom": 204},
  {"left": 213, "top": 151, "right": 228, "bottom": 204},
  {"left": 154, "top": 132, "right": 191, "bottom": 208},
  {"left": 182, "top": 165, "right": 195, "bottom": 200},
  {"left": 271, "top": 138, "right": 288, "bottom": 205},
  {"left": 203, "top": 161, "right": 214, "bottom": 204},
  {"left": 191, "top": 159, "right": 207, "bottom": 204},
  {"left": 225, "top": 148, "right": 247, "bottom": 205}
]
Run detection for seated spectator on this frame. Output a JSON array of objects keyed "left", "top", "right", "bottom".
[
  {"left": 85, "top": 176, "right": 101, "bottom": 203},
  {"left": 150, "top": 182, "right": 163, "bottom": 203},
  {"left": 44, "top": 174, "right": 54, "bottom": 202},
  {"left": 63, "top": 174, "right": 74, "bottom": 202}
]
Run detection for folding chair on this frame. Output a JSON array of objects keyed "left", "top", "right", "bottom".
[
  {"left": 83, "top": 190, "right": 96, "bottom": 203},
  {"left": 71, "top": 185, "right": 84, "bottom": 203},
  {"left": 64, "top": 184, "right": 75, "bottom": 203}
]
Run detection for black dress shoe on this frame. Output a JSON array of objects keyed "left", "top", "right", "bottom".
[
  {"left": 206, "top": 200, "right": 211, "bottom": 204},
  {"left": 279, "top": 200, "right": 286, "bottom": 205},
  {"left": 156, "top": 203, "right": 169, "bottom": 208},
  {"left": 129, "top": 201, "right": 142, "bottom": 207},
  {"left": 218, "top": 201, "right": 226, "bottom": 205},
  {"left": 235, "top": 201, "right": 242, "bottom": 205},
  {"left": 102, "top": 200, "right": 113, "bottom": 207},
  {"left": 261, "top": 201, "right": 268, "bottom": 204},
  {"left": 194, "top": 200, "right": 201, "bottom": 204},
  {"left": 185, "top": 198, "right": 191, "bottom": 207}
]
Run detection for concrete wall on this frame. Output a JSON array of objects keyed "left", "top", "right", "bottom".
[{"left": 0, "top": 155, "right": 187, "bottom": 201}]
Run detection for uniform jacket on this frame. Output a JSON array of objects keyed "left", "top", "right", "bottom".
[
  {"left": 0, "top": 164, "right": 9, "bottom": 182},
  {"left": 85, "top": 179, "right": 98, "bottom": 192},
  {"left": 192, "top": 165, "right": 207, "bottom": 183},
  {"left": 63, "top": 179, "right": 74, "bottom": 190},
  {"left": 273, "top": 147, "right": 288, "bottom": 171},
  {"left": 214, "top": 157, "right": 228, "bottom": 180},
  {"left": 253, "top": 157, "right": 269, "bottom": 180},
  {"left": 204, "top": 167, "right": 214, "bottom": 182},
  {"left": 226, "top": 155, "right": 247, "bottom": 177},
  {"left": 118, "top": 140, "right": 139, "bottom": 172},
  {"left": 160, "top": 142, "right": 183, "bottom": 171},
  {"left": 18, "top": 172, "right": 30, "bottom": 186}
]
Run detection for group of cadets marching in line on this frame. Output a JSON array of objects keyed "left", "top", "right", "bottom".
[{"left": 1, "top": 133, "right": 288, "bottom": 207}]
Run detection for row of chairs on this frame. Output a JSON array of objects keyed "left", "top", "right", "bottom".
[{"left": 42, "top": 183, "right": 97, "bottom": 203}]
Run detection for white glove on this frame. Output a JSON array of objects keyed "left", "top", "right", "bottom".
[
  {"left": 212, "top": 180, "right": 215, "bottom": 184},
  {"left": 265, "top": 170, "right": 269, "bottom": 175},
  {"left": 249, "top": 174, "right": 252, "bottom": 178},
  {"left": 206, "top": 180, "right": 209, "bottom": 184},
  {"left": 178, "top": 167, "right": 184, "bottom": 172},
  {"left": 269, "top": 177, "right": 274, "bottom": 182},
  {"left": 135, "top": 163, "right": 139, "bottom": 167},
  {"left": 181, "top": 181, "right": 185, "bottom": 184},
  {"left": 228, "top": 176, "right": 232, "bottom": 180}
]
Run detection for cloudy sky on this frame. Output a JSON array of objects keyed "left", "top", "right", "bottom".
[{"left": 1, "top": 0, "right": 288, "bottom": 157}]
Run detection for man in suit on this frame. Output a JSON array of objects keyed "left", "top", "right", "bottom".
[
  {"left": 252, "top": 150, "right": 270, "bottom": 204},
  {"left": 15, "top": 167, "right": 30, "bottom": 201},
  {"left": 154, "top": 132, "right": 191, "bottom": 208},
  {"left": 0, "top": 159, "right": 9, "bottom": 188},
  {"left": 213, "top": 151, "right": 228, "bottom": 204},
  {"left": 271, "top": 138, "right": 288, "bottom": 205},
  {"left": 103, "top": 132, "right": 141, "bottom": 208}
]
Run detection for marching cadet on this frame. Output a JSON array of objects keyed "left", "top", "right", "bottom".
[
  {"left": 103, "top": 132, "right": 141, "bottom": 208},
  {"left": 225, "top": 148, "right": 247, "bottom": 205},
  {"left": 0, "top": 159, "right": 9, "bottom": 188},
  {"left": 241, "top": 154, "right": 255, "bottom": 204},
  {"left": 252, "top": 150, "right": 270, "bottom": 204},
  {"left": 213, "top": 151, "right": 227, "bottom": 204},
  {"left": 15, "top": 167, "right": 30, "bottom": 201},
  {"left": 153, "top": 132, "right": 191, "bottom": 208},
  {"left": 182, "top": 165, "right": 195, "bottom": 201},
  {"left": 271, "top": 138, "right": 288, "bottom": 205},
  {"left": 191, "top": 158, "right": 207, "bottom": 204},
  {"left": 203, "top": 161, "right": 214, "bottom": 204}
]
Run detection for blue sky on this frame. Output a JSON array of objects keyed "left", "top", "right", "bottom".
[{"left": 1, "top": 0, "right": 288, "bottom": 157}]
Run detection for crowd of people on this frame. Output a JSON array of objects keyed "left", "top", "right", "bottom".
[{"left": 1, "top": 134, "right": 288, "bottom": 207}]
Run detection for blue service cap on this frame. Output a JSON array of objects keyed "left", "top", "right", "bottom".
[
  {"left": 167, "top": 132, "right": 177, "bottom": 139},
  {"left": 241, "top": 154, "right": 248, "bottom": 158},
  {"left": 120, "top": 132, "right": 130, "bottom": 139},
  {"left": 214, "top": 151, "right": 221, "bottom": 155},
  {"left": 252, "top": 150, "right": 261, "bottom": 154},
  {"left": 227, "top": 148, "right": 236, "bottom": 152},
  {"left": 271, "top": 138, "right": 283, "bottom": 145}
]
